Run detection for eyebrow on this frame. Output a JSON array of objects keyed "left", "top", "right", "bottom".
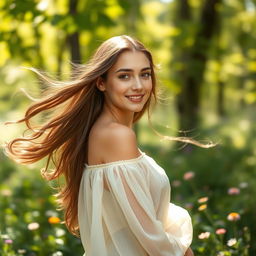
[{"left": 115, "top": 67, "right": 151, "bottom": 73}]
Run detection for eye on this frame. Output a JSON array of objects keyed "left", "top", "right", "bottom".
[
  {"left": 141, "top": 72, "right": 151, "bottom": 78},
  {"left": 118, "top": 74, "right": 130, "bottom": 80}
]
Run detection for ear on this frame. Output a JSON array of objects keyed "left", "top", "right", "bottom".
[{"left": 96, "top": 77, "right": 106, "bottom": 92}]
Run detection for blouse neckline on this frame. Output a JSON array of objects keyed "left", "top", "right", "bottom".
[{"left": 85, "top": 152, "right": 146, "bottom": 170}]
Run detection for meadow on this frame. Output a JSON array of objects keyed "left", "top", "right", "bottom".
[{"left": 1, "top": 105, "right": 255, "bottom": 256}]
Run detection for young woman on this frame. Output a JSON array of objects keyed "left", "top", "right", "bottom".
[{"left": 4, "top": 35, "right": 208, "bottom": 255}]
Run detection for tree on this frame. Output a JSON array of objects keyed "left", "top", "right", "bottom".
[{"left": 172, "top": 0, "right": 222, "bottom": 131}]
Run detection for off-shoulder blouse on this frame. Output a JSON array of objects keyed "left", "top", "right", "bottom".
[{"left": 78, "top": 152, "right": 193, "bottom": 256}]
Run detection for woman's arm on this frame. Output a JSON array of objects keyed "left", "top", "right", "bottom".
[{"left": 184, "top": 247, "right": 194, "bottom": 256}]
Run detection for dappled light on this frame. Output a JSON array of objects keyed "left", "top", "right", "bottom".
[{"left": 0, "top": 0, "right": 255, "bottom": 255}]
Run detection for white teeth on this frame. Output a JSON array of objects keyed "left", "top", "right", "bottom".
[{"left": 127, "top": 96, "right": 142, "bottom": 99}]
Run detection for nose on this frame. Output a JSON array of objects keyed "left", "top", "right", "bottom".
[{"left": 132, "top": 76, "right": 143, "bottom": 90}]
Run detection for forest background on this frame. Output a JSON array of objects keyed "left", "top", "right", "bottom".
[{"left": 0, "top": 0, "right": 255, "bottom": 255}]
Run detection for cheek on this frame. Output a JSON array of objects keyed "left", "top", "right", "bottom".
[
  {"left": 105, "top": 82, "right": 126, "bottom": 101},
  {"left": 145, "top": 80, "right": 153, "bottom": 93}
]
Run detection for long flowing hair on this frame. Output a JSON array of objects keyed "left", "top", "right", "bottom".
[{"left": 4, "top": 35, "right": 215, "bottom": 237}]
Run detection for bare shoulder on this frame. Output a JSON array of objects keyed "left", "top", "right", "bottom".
[{"left": 92, "top": 122, "right": 140, "bottom": 163}]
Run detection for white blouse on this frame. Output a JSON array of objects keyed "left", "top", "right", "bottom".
[{"left": 78, "top": 152, "right": 193, "bottom": 256}]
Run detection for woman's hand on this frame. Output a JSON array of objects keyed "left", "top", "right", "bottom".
[{"left": 184, "top": 247, "right": 194, "bottom": 256}]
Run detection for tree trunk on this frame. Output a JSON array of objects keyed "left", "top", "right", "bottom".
[
  {"left": 67, "top": 0, "right": 81, "bottom": 65},
  {"left": 57, "top": 33, "right": 66, "bottom": 79},
  {"left": 212, "top": 2, "right": 226, "bottom": 117},
  {"left": 175, "top": 0, "right": 221, "bottom": 132},
  {"left": 217, "top": 81, "right": 225, "bottom": 116}
]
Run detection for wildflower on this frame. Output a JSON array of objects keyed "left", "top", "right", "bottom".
[
  {"left": 239, "top": 182, "right": 248, "bottom": 189},
  {"left": 4, "top": 239, "right": 13, "bottom": 244},
  {"left": 1, "top": 234, "right": 9, "bottom": 239},
  {"left": 198, "top": 232, "right": 210, "bottom": 239},
  {"left": 183, "top": 171, "right": 195, "bottom": 180},
  {"left": 48, "top": 216, "right": 61, "bottom": 224},
  {"left": 217, "top": 252, "right": 225, "bottom": 256},
  {"left": 52, "top": 251, "right": 63, "bottom": 256},
  {"left": 172, "top": 180, "right": 181, "bottom": 187},
  {"left": 198, "top": 204, "right": 207, "bottom": 211},
  {"left": 55, "top": 238, "right": 64, "bottom": 245},
  {"left": 55, "top": 228, "right": 66, "bottom": 237},
  {"left": 228, "top": 187, "right": 240, "bottom": 195},
  {"left": 227, "top": 212, "right": 240, "bottom": 221},
  {"left": 18, "top": 249, "right": 26, "bottom": 254},
  {"left": 27, "top": 222, "right": 40, "bottom": 230},
  {"left": 227, "top": 238, "right": 237, "bottom": 247},
  {"left": 1, "top": 189, "right": 12, "bottom": 196},
  {"left": 45, "top": 210, "right": 58, "bottom": 217},
  {"left": 215, "top": 228, "right": 227, "bottom": 235},
  {"left": 198, "top": 197, "right": 209, "bottom": 203}
]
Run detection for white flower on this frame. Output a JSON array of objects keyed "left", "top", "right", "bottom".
[
  {"left": 227, "top": 238, "right": 237, "bottom": 247},
  {"left": 17, "top": 249, "right": 26, "bottom": 254},
  {"left": 239, "top": 182, "right": 248, "bottom": 188},
  {"left": 27, "top": 222, "right": 40, "bottom": 230},
  {"left": 55, "top": 228, "right": 66, "bottom": 237},
  {"left": 198, "top": 231, "right": 210, "bottom": 239},
  {"left": 45, "top": 210, "right": 58, "bottom": 217},
  {"left": 0, "top": 234, "right": 10, "bottom": 239},
  {"left": 52, "top": 251, "right": 63, "bottom": 256},
  {"left": 55, "top": 238, "right": 64, "bottom": 245}
]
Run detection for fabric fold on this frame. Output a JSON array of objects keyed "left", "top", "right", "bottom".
[{"left": 78, "top": 154, "right": 193, "bottom": 256}]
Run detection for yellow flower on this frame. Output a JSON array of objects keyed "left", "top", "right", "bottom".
[
  {"left": 198, "top": 204, "right": 207, "bottom": 211},
  {"left": 227, "top": 212, "right": 240, "bottom": 222},
  {"left": 48, "top": 216, "right": 61, "bottom": 224}
]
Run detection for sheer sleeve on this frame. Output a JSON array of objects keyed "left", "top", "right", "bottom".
[{"left": 78, "top": 157, "right": 192, "bottom": 256}]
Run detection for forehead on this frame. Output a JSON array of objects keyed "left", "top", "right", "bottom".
[{"left": 110, "top": 50, "right": 150, "bottom": 71}]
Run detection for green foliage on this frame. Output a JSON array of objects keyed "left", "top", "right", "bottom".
[
  {"left": 1, "top": 106, "right": 255, "bottom": 255},
  {"left": 140, "top": 105, "right": 256, "bottom": 255},
  {"left": 1, "top": 0, "right": 256, "bottom": 255},
  {"left": 0, "top": 153, "right": 84, "bottom": 256}
]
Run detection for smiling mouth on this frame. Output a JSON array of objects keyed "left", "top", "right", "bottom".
[{"left": 125, "top": 95, "right": 144, "bottom": 102}]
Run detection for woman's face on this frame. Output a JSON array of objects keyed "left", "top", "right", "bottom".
[{"left": 99, "top": 50, "right": 153, "bottom": 115}]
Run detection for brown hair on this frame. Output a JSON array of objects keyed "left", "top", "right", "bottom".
[{"left": 4, "top": 35, "right": 215, "bottom": 237}]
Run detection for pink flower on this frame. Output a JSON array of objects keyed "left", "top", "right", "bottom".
[
  {"left": 198, "top": 197, "right": 209, "bottom": 203},
  {"left": 4, "top": 239, "right": 13, "bottom": 244},
  {"left": 228, "top": 187, "right": 240, "bottom": 195},
  {"left": 215, "top": 228, "right": 227, "bottom": 235},
  {"left": 183, "top": 171, "right": 195, "bottom": 180}
]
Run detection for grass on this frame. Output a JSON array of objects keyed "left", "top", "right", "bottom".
[{"left": 0, "top": 104, "right": 255, "bottom": 255}]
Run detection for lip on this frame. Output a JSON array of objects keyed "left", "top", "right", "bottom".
[
  {"left": 125, "top": 94, "right": 145, "bottom": 103},
  {"left": 126, "top": 94, "right": 144, "bottom": 97}
]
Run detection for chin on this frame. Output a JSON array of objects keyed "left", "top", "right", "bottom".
[{"left": 131, "top": 106, "right": 145, "bottom": 113}]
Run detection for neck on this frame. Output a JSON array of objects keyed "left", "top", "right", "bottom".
[{"left": 101, "top": 104, "right": 134, "bottom": 128}]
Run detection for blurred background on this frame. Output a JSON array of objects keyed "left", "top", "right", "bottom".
[{"left": 0, "top": 0, "right": 255, "bottom": 255}]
